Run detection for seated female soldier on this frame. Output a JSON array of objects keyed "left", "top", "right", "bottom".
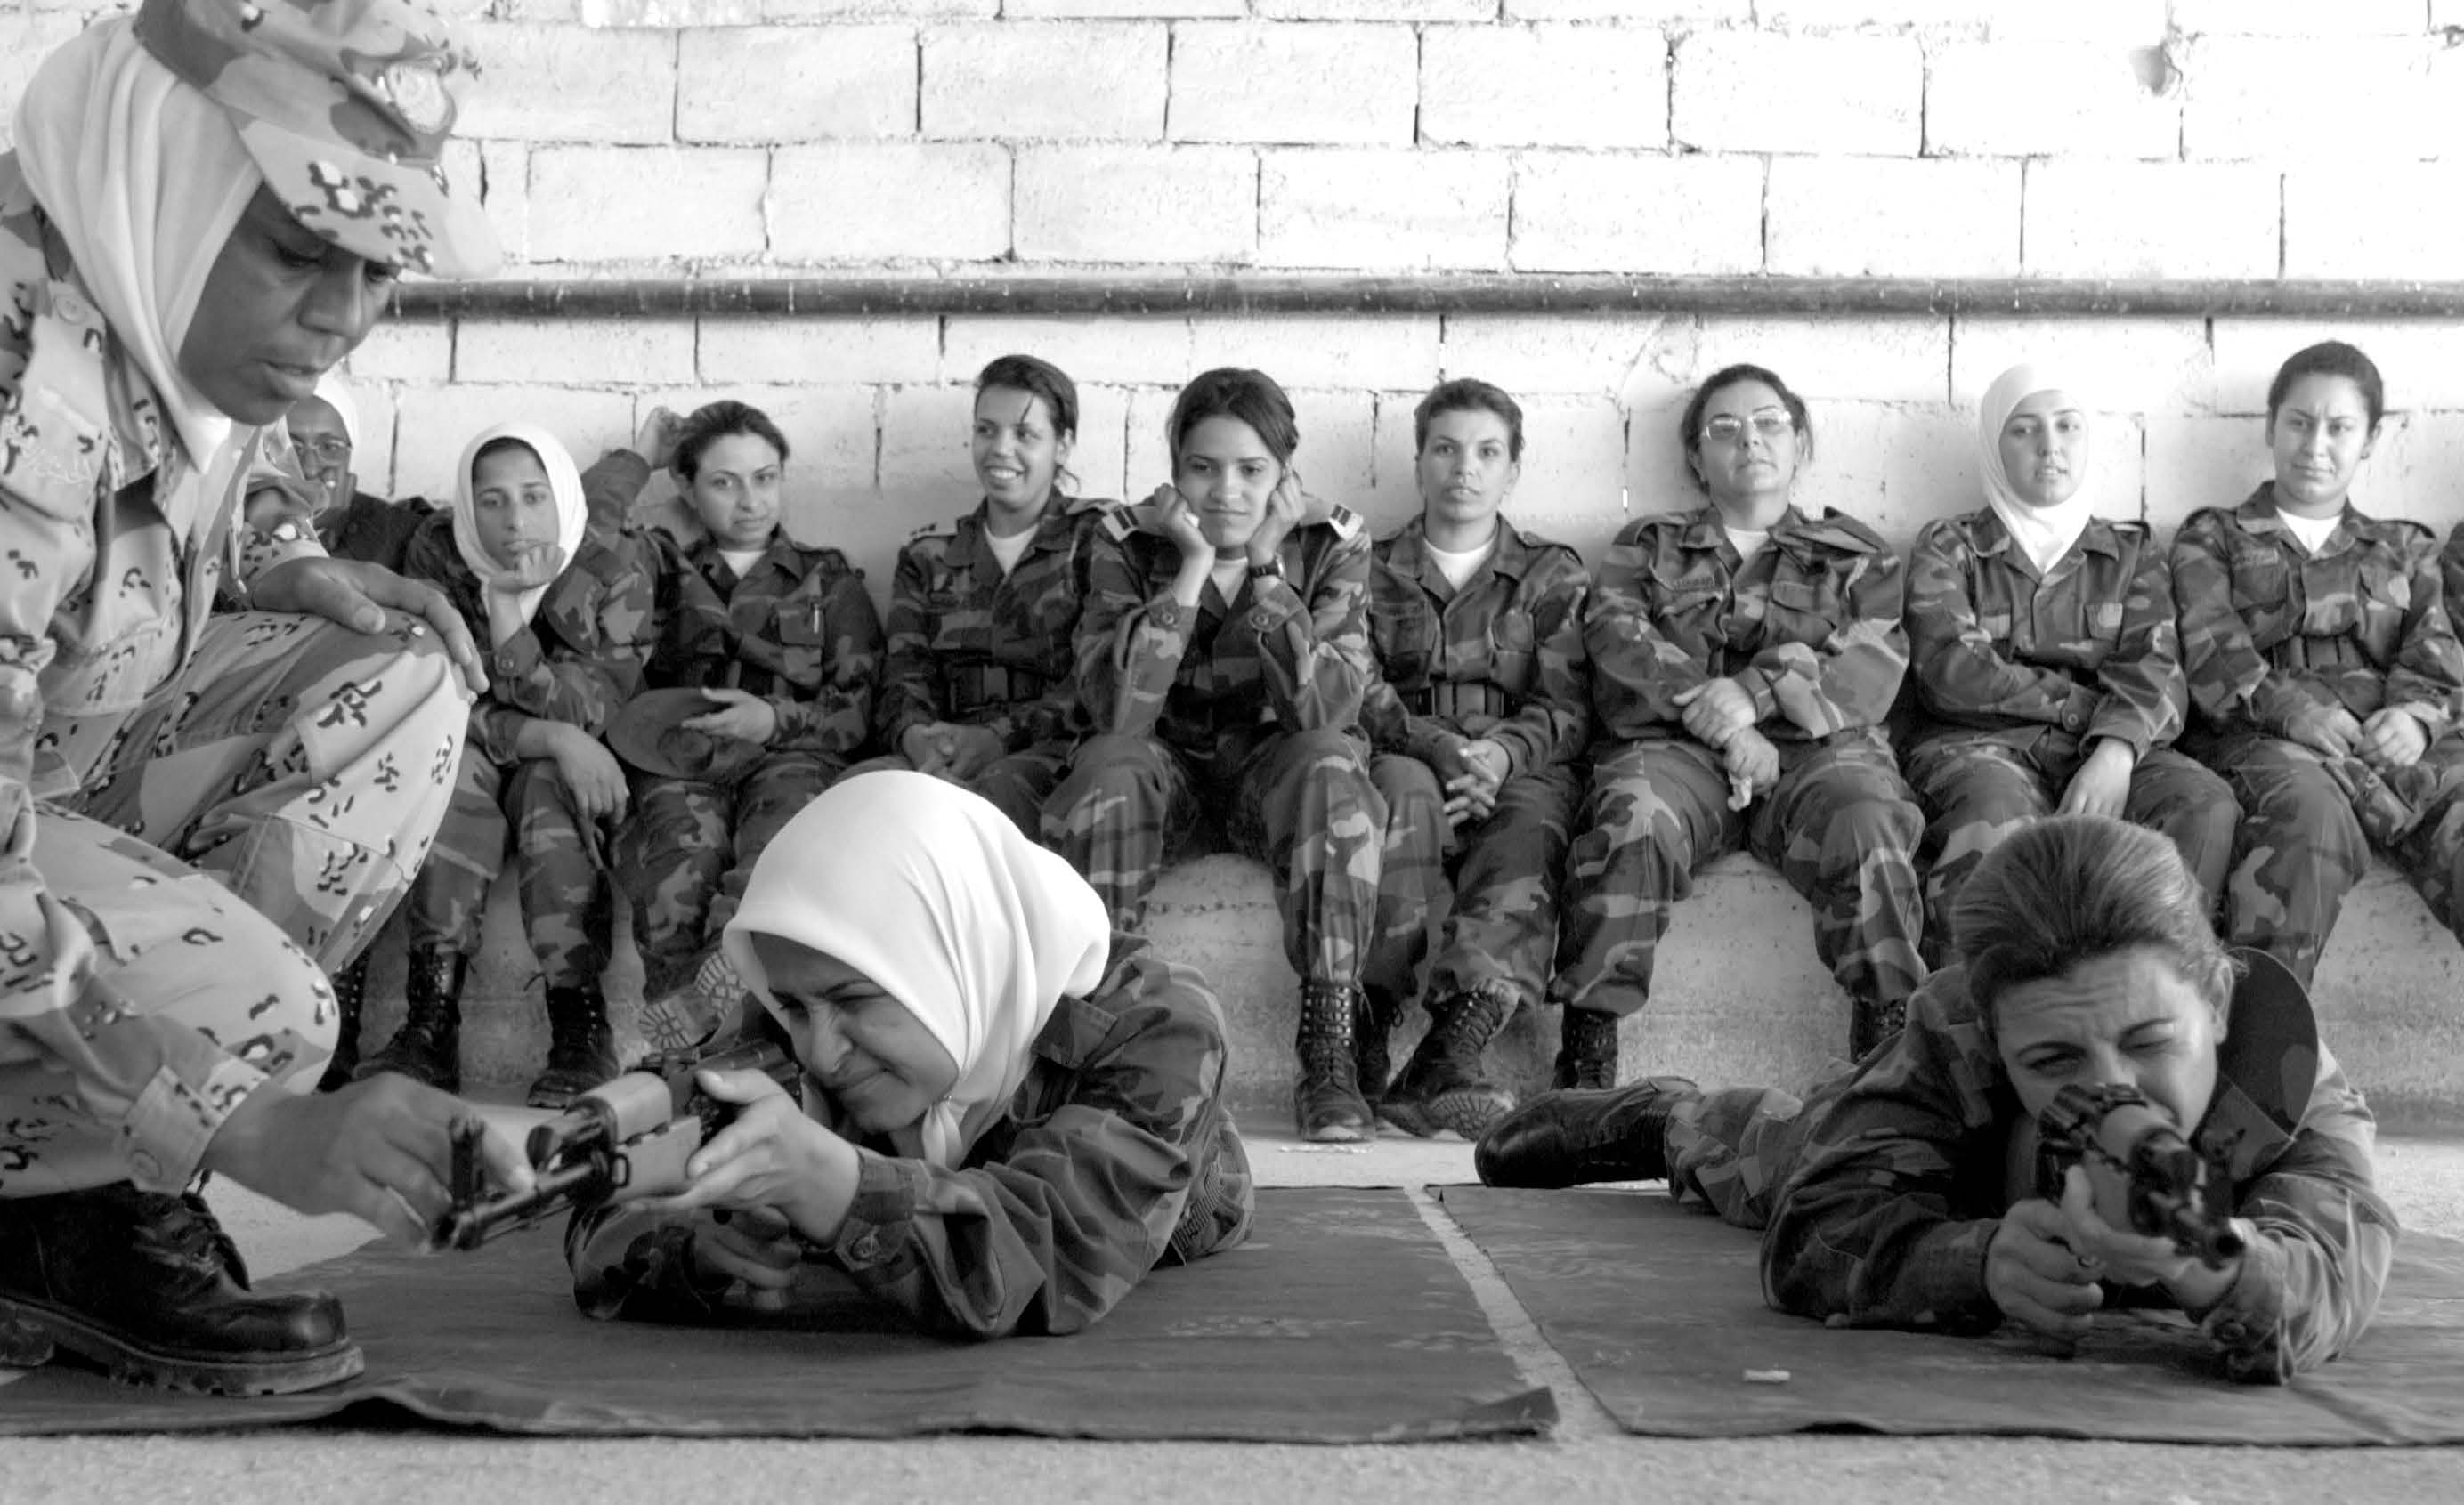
[
  {"left": 565, "top": 771, "right": 1252, "bottom": 1339},
  {"left": 1478, "top": 814, "right": 2390, "bottom": 1384}
]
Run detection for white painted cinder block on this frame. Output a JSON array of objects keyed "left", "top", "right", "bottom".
[
  {"left": 0, "top": 16, "right": 83, "bottom": 148},
  {"left": 879, "top": 384, "right": 989, "bottom": 501},
  {"left": 1509, "top": 152, "right": 1763, "bottom": 275},
  {"left": 1678, "top": 315, "right": 1950, "bottom": 406},
  {"left": 1756, "top": 0, "right": 2167, "bottom": 35},
  {"left": 1672, "top": 31, "right": 1922, "bottom": 156},
  {"left": 454, "top": 320, "right": 699, "bottom": 387},
  {"left": 2209, "top": 321, "right": 2464, "bottom": 417},
  {"left": 1949, "top": 318, "right": 2214, "bottom": 414},
  {"left": 389, "top": 386, "right": 636, "bottom": 503},
  {"left": 698, "top": 320, "right": 944, "bottom": 386},
  {"left": 1258, "top": 0, "right": 1487, "bottom": 19},
  {"left": 580, "top": 0, "right": 758, "bottom": 22},
  {"left": 1257, "top": 148, "right": 1510, "bottom": 271},
  {"left": 1508, "top": 0, "right": 1742, "bottom": 20},
  {"left": 2283, "top": 166, "right": 2460, "bottom": 281},
  {"left": 926, "top": 23, "right": 1165, "bottom": 141},
  {"left": 2021, "top": 161, "right": 2279, "bottom": 279},
  {"left": 464, "top": 142, "right": 531, "bottom": 268},
  {"left": 1015, "top": 144, "right": 1255, "bottom": 263},
  {"left": 1465, "top": 394, "right": 1631, "bottom": 556},
  {"left": 679, "top": 26, "right": 917, "bottom": 144},
  {"left": 346, "top": 326, "right": 454, "bottom": 386},
  {"left": 2140, "top": 413, "right": 2275, "bottom": 532},
  {"left": 458, "top": 23, "right": 677, "bottom": 144},
  {"left": 944, "top": 316, "right": 1194, "bottom": 386},
  {"left": 1187, "top": 314, "right": 1441, "bottom": 391},
  {"left": 1765, "top": 157, "right": 2020, "bottom": 279},
  {"left": 1066, "top": 383, "right": 1136, "bottom": 500},
  {"left": 1438, "top": 315, "right": 1677, "bottom": 399},
  {"left": 770, "top": 142, "right": 1011, "bottom": 262},
  {"left": 1420, "top": 23, "right": 1670, "bottom": 150},
  {"left": 1170, "top": 23, "right": 1416, "bottom": 147},
  {"left": 2360, "top": 413, "right": 2464, "bottom": 535},
  {"left": 2170, "top": 0, "right": 2428, "bottom": 35},
  {"left": 1001, "top": 0, "right": 1236, "bottom": 18},
  {"left": 1925, "top": 41, "right": 2178, "bottom": 158},
  {"left": 525, "top": 146, "right": 769, "bottom": 262},
  {"left": 2183, "top": 37, "right": 2430, "bottom": 163}
]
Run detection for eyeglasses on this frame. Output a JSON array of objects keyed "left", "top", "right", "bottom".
[
  {"left": 1699, "top": 412, "right": 1795, "bottom": 447},
  {"left": 292, "top": 436, "right": 353, "bottom": 466}
]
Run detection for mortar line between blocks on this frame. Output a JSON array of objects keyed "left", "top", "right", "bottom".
[{"left": 1404, "top": 1184, "right": 1622, "bottom": 1442}]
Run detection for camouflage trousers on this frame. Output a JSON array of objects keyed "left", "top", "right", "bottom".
[
  {"left": 1, "top": 616, "right": 466, "bottom": 1194},
  {"left": 1363, "top": 753, "right": 1579, "bottom": 1019},
  {"left": 1552, "top": 732, "right": 1926, "bottom": 1020},
  {"left": 615, "top": 750, "right": 844, "bottom": 999},
  {"left": 1904, "top": 731, "right": 2240, "bottom": 969},
  {"left": 1042, "top": 728, "right": 1384, "bottom": 987},
  {"left": 403, "top": 746, "right": 613, "bottom": 989},
  {"left": 840, "top": 739, "right": 1074, "bottom": 840},
  {"left": 1662, "top": 1081, "right": 1815, "bottom": 1232},
  {"left": 2196, "top": 729, "right": 2464, "bottom": 987}
]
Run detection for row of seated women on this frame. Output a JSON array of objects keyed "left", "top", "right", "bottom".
[{"left": 262, "top": 338, "right": 2464, "bottom": 1160}]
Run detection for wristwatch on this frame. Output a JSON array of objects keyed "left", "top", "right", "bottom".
[{"left": 1246, "top": 557, "right": 1285, "bottom": 581}]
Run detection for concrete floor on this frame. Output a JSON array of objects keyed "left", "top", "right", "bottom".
[{"left": 5, "top": 1118, "right": 2464, "bottom": 1504}]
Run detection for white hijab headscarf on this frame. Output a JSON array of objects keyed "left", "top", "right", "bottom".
[
  {"left": 309, "top": 371, "right": 362, "bottom": 452},
  {"left": 723, "top": 771, "right": 1113, "bottom": 1168},
  {"left": 1979, "top": 362, "right": 2097, "bottom": 577},
  {"left": 12, "top": 19, "right": 262, "bottom": 535},
  {"left": 450, "top": 423, "right": 588, "bottom": 645}
]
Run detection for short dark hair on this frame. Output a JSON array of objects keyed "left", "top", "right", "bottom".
[
  {"left": 1414, "top": 377, "right": 1525, "bottom": 461},
  {"left": 2266, "top": 341, "right": 2386, "bottom": 431},
  {"left": 470, "top": 435, "right": 541, "bottom": 478},
  {"left": 1954, "top": 815, "right": 2238, "bottom": 1034},
  {"left": 976, "top": 353, "right": 1080, "bottom": 439},
  {"left": 1679, "top": 363, "right": 1814, "bottom": 493},
  {"left": 676, "top": 400, "right": 790, "bottom": 484},
  {"left": 1167, "top": 368, "right": 1299, "bottom": 465}
]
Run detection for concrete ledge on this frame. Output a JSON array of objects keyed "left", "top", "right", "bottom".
[{"left": 361, "top": 853, "right": 2464, "bottom": 1125}]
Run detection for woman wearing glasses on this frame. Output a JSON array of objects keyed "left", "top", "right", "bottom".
[
  {"left": 1901, "top": 363, "right": 2238, "bottom": 966},
  {"left": 1550, "top": 364, "right": 1926, "bottom": 1088}
]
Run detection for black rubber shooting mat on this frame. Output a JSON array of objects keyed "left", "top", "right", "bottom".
[
  {"left": 1437, "top": 1184, "right": 2464, "bottom": 1445},
  {"left": 0, "top": 1187, "right": 1553, "bottom": 1442}
]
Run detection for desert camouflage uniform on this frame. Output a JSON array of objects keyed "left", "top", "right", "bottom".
[
  {"left": 0, "top": 164, "right": 469, "bottom": 1195},
  {"left": 1555, "top": 505, "right": 1925, "bottom": 1033},
  {"left": 1648, "top": 956, "right": 2393, "bottom": 1384},
  {"left": 585, "top": 453, "right": 884, "bottom": 999},
  {"left": 397, "top": 510, "right": 655, "bottom": 988},
  {"left": 1905, "top": 511, "right": 2238, "bottom": 961},
  {"left": 2173, "top": 486, "right": 2464, "bottom": 984},
  {"left": 1361, "top": 516, "right": 1591, "bottom": 1024},
  {"left": 1043, "top": 520, "right": 1384, "bottom": 990},
  {"left": 852, "top": 497, "right": 1112, "bottom": 835},
  {"left": 571, "top": 933, "right": 1252, "bottom": 1338}
]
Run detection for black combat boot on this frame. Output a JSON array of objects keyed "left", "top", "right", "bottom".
[
  {"left": 1474, "top": 1076, "right": 1701, "bottom": 1189},
  {"left": 1552, "top": 1006, "right": 1621, "bottom": 1091},
  {"left": 1377, "top": 984, "right": 1520, "bottom": 1139},
  {"left": 529, "top": 983, "right": 621, "bottom": 1109},
  {"left": 0, "top": 1183, "right": 361, "bottom": 1395},
  {"left": 1293, "top": 981, "right": 1375, "bottom": 1143},
  {"left": 1850, "top": 996, "right": 1909, "bottom": 1062},
  {"left": 314, "top": 953, "right": 371, "bottom": 1094},
  {"left": 1355, "top": 987, "right": 1400, "bottom": 1104},
  {"left": 354, "top": 946, "right": 466, "bottom": 1093}
]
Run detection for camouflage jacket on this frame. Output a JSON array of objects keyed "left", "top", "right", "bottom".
[
  {"left": 1587, "top": 503, "right": 1908, "bottom": 747},
  {"left": 0, "top": 157, "right": 331, "bottom": 1193},
  {"left": 584, "top": 451, "right": 882, "bottom": 759},
  {"left": 875, "top": 498, "right": 1114, "bottom": 757},
  {"left": 1362, "top": 516, "right": 1591, "bottom": 778},
  {"left": 583, "top": 933, "right": 1252, "bottom": 1339},
  {"left": 1077, "top": 518, "right": 1375, "bottom": 755},
  {"left": 2171, "top": 485, "right": 2464, "bottom": 740},
  {"left": 1907, "top": 510, "right": 2186, "bottom": 756},
  {"left": 320, "top": 490, "right": 434, "bottom": 573},
  {"left": 1763, "top": 956, "right": 2393, "bottom": 1384},
  {"left": 400, "top": 510, "right": 657, "bottom": 766}
]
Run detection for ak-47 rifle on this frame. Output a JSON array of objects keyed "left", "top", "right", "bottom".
[
  {"left": 2035, "top": 1082, "right": 2246, "bottom": 1270},
  {"left": 434, "top": 1036, "right": 800, "bottom": 1251}
]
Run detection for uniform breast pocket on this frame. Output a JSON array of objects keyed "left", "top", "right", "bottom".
[
  {"left": 1763, "top": 574, "right": 1840, "bottom": 644},
  {"left": 1369, "top": 596, "right": 1435, "bottom": 684},
  {"left": 2228, "top": 555, "right": 2292, "bottom": 637},
  {"left": 1486, "top": 615, "right": 1537, "bottom": 692},
  {"left": 774, "top": 604, "right": 837, "bottom": 691},
  {"left": 2353, "top": 562, "right": 2412, "bottom": 662},
  {"left": 1651, "top": 586, "right": 1726, "bottom": 637}
]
